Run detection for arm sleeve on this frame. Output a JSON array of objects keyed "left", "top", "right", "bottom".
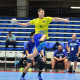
[
  {"left": 22, "top": 50, "right": 26, "bottom": 54},
  {"left": 46, "top": 17, "right": 52, "bottom": 24},
  {"left": 25, "top": 43, "right": 30, "bottom": 52},
  {"left": 13, "top": 35, "right": 15, "bottom": 40},
  {"left": 30, "top": 19, "right": 35, "bottom": 25},
  {"left": 78, "top": 42, "right": 80, "bottom": 47},
  {"left": 68, "top": 41, "right": 70, "bottom": 47},
  {"left": 64, "top": 51, "right": 67, "bottom": 57},
  {"left": 53, "top": 50, "right": 57, "bottom": 57}
]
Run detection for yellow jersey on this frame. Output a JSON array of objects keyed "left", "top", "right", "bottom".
[{"left": 30, "top": 17, "right": 52, "bottom": 39}]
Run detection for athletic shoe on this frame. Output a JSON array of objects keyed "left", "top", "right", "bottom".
[
  {"left": 32, "top": 68, "right": 35, "bottom": 71},
  {"left": 50, "top": 69, "right": 55, "bottom": 72},
  {"left": 73, "top": 70, "right": 75, "bottom": 74},
  {"left": 38, "top": 75, "right": 43, "bottom": 80},
  {"left": 15, "top": 61, "right": 20, "bottom": 67},
  {"left": 37, "top": 42, "right": 45, "bottom": 51},
  {"left": 15, "top": 57, "right": 28, "bottom": 67},
  {"left": 42, "top": 68, "right": 45, "bottom": 72},
  {"left": 15, "top": 57, "right": 20, "bottom": 67},
  {"left": 20, "top": 76, "right": 25, "bottom": 80},
  {"left": 64, "top": 70, "right": 68, "bottom": 73}
]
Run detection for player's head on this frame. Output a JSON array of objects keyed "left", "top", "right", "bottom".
[
  {"left": 38, "top": 8, "right": 45, "bottom": 18},
  {"left": 58, "top": 45, "right": 63, "bottom": 51},
  {"left": 30, "top": 31, "right": 35, "bottom": 39},
  {"left": 72, "top": 34, "right": 76, "bottom": 41},
  {"left": 9, "top": 31, "right": 12, "bottom": 37}
]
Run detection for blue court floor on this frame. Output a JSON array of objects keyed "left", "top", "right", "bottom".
[{"left": 0, "top": 72, "right": 80, "bottom": 80}]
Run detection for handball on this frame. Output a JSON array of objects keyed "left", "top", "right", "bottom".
[{"left": 11, "top": 18, "right": 17, "bottom": 25}]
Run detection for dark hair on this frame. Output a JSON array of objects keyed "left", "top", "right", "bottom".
[
  {"left": 9, "top": 31, "right": 11, "bottom": 33},
  {"left": 58, "top": 45, "right": 62, "bottom": 47},
  {"left": 30, "top": 31, "right": 35, "bottom": 37},
  {"left": 37, "top": 8, "right": 44, "bottom": 12}
]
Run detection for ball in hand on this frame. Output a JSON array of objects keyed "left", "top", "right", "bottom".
[{"left": 11, "top": 18, "right": 17, "bottom": 25}]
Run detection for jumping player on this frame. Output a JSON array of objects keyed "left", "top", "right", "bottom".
[{"left": 13, "top": 8, "right": 69, "bottom": 60}]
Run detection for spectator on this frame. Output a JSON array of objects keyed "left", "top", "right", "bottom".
[
  {"left": 5, "top": 31, "right": 16, "bottom": 48},
  {"left": 51, "top": 45, "right": 68, "bottom": 72},
  {"left": 64, "top": 34, "right": 80, "bottom": 74}
]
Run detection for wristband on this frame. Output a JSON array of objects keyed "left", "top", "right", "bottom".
[{"left": 42, "top": 55, "right": 44, "bottom": 57}]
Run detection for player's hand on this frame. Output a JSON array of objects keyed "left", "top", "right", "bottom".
[
  {"left": 33, "top": 61, "right": 35, "bottom": 66},
  {"left": 16, "top": 20, "right": 18, "bottom": 24},
  {"left": 68, "top": 49, "right": 71, "bottom": 53},
  {"left": 76, "top": 53, "right": 79, "bottom": 57},
  {"left": 58, "top": 59, "right": 62, "bottom": 62},
  {"left": 56, "top": 58, "right": 60, "bottom": 62},
  {"left": 9, "top": 41, "right": 12, "bottom": 43},
  {"left": 63, "top": 18, "right": 69, "bottom": 23},
  {"left": 31, "top": 58, "right": 34, "bottom": 61},
  {"left": 42, "top": 57, "right": 46, "bottom": 62},
  {"left": 11, "top": 18, "right": 17, "bottom": 25},
  {"left": 59, "top": 59, "right": 63, "bottom": 61}
]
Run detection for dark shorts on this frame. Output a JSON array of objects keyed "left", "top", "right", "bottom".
[
  {"left": 27, "top": 59, "right": 33, "bottom": 63},
  {"left": 33, "top": 34, "right": 44, "bottom": 53},
  {"left": 68, "top": 55, "right": 78, "bottom": 61},
  {"left": 55, "top": 59, "right": 64, "bottom": 63},
  {"left": 27, "top": 55, "right": 42, "bottom": 63}
]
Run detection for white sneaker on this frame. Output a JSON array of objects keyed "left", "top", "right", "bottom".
[
  {"left": 50, "top": 69, "right": 55, "bottom": 72},
  {"left": 32, "top": 68, "right": 35, "bottom": 71},
  {"left": 42, "top": 68, "right": 45, "bottom": 72}
]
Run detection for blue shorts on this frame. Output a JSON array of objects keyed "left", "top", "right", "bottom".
[
  {"left": 27, "top": 59, "right": 33, "bottom": 63},
  {"left": 27, "top": 55, "right": 42, "bottom": 63},
  {"left": 68, "top": 55, "right": 78, "bottom": 61},
  {"left": 34, "top": 55, "right": 42, "bottom": 62},
  {"left": 33, "top": 34, "right": 44, "bottom": 53}
]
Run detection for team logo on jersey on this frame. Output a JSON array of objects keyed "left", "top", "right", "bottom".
[
  {"left": 43, "top": 21, "right": 45, "bottom": 23},
  {"left": 56, "top": 54, "right": 63, "bottom": 56},
  {"left": 77, "top": 40, "right": 79, "bottom": 42},
  {"left": 70, "top": 43, "right": 78, "bottom": 46},
  {"left": 60, "top": 54, "right": 64, "bottom": 56},
  {"left": 38, "top": 30, "right": 47, "bottom": 34},
  {"left": 63, "top": 49, "right": 65, "bottom": 52},
  {"left": 39, "top": 25, "right": 43, "bottom": 28}
]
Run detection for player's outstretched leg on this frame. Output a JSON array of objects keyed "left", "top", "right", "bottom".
[
  {"left": 37, "top": 42, "right": 45, "bottom": 51},
  {"left": 27, "top": 47, "right": 39, "bottom": 59},
  {"left": 38, "top": 59, "right": 44, "bottom": 80},
  {"left": 20, "top": 62, "right": 32, "bottom": 80},
  {"left": 37, "top": 35, "right": 46, "bottom": 51},
  {"left": 26, "top": 34, "right": 46, "bottom": 59}
]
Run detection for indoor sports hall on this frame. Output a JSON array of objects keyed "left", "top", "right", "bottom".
[{"left": 0, "top": 0, "right": 80, "bottom": 80}]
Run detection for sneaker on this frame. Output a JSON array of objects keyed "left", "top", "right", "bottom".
[
  {"left": 73, "top": 70, "right": 75, "bottom": 74},
  {"left": 15, "top": 61, "right": 20, "bottom": 67},
  {"left": 19, "top": 67, "right": 24, "bottom": 72},
  {"left": 32, "top": 68, "right": 35, "bottom": 71},
  {"left": 20, "top": 76, "right": 25, "bottom": 80},
  {"left": 42, "top": 68, "right": 45, "bottom": 72},
  {"left": 38, "top": 75, "right": 43, "bottom": 80},
  {"left": 37, "top": 42, "right": 45, "bottom": 51},
  {"left": 50, "top": 69, "right": 55, "bottom": 72},
  {"left": 64, "top": 70, "right": 68, "bottom": 73},
  {"left": 15, "top": 57, "right": 20, "bottom": 67}
]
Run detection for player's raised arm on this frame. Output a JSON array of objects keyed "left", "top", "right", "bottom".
[
  {"left": 17, "top": 22, "right": 31, "bottom": 27},
  {"left": 52, "top": 17, "right": 69, "bottom": 23},
  {"left": 11, "top": 18, "right": 31, "bottom": 27}
]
